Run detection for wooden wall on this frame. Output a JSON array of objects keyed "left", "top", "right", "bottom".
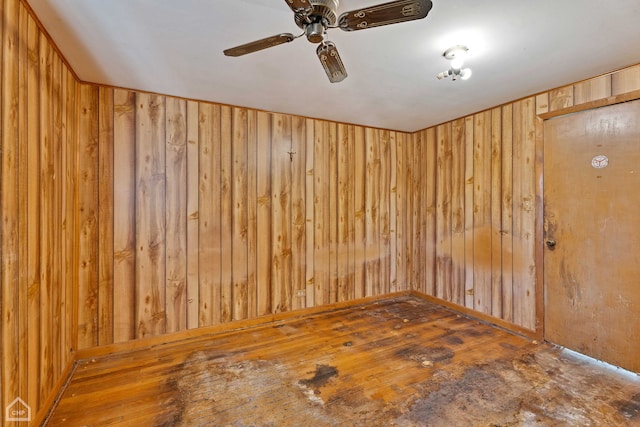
[
  {"left": 411, "top": 100, "right": 539, "bottom": 329},
  {"left": 0, "top": 0, "right": 78, "bottom": 423},
  {"left": 74, "top": 88, "right": 413, "bottom": 348},
  {"left": 76, "top": 62, "right": 640, "bottom": 345},
  {"left": 412, "top": 63, "right": 640, "bottom": 331}
]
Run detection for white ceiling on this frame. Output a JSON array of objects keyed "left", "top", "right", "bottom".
[{"left": 28, "top": 0, "right": 640, "bottom": 132}]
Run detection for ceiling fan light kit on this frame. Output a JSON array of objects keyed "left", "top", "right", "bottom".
[
  {"left": 224, "top": 0, "right": 433, "bottom": 83},
  {"left": 317, "top": 41, "right": 348, "bottom": 82},
  {"left": 437, "top": 44, "right": 473, "bottom": 81}
]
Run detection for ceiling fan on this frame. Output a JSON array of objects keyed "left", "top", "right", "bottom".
[{"left": 223, "top": 0, "right": 433, "bottom": 83}]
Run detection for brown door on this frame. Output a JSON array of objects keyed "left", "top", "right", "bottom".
[{"left": 544, "top": 99, "right": 640, "bottom": 373}]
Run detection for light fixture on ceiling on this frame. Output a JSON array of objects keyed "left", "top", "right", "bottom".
[{"left": 436, "top": 45, "right": 472, "bottom": 81}]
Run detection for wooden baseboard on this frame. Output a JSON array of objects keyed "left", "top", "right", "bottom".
[
  {"left": 75, "top": 291, "right": 412, "bottom": 360},
  {"left": 30, "top": 357, "right": 77, "bottom": 427},
  {"left": 410, "top": 290, "right": 542, "bottom": 341},
  {"left": 75, "top": 290, "right": 542, "bottom": 361}
]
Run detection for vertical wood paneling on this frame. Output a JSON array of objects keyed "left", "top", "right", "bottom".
[
  {"left": 422, "top": 129, "right": 435, "bottom": 296},
  {"left": 113, "top": 89, "right": 136, "bottom": 342},
  {"left": 409, "top": 130, "right": 422, "bottom": 293},
  {"left": 404, "top": 131, "right": 413, "bottom": 289},
  {"left": 39, "top": 33, "right": 55, "bottom": 391},
  {"left": 291, "top": 116, "right": 306, "bottom": 309},
  {"left": 51, "top": 46, "right": 62, "bottom": 380},
  {"left": 501, "top": 105, "right": 514, "bottom": 322},
  {"left": 422, "top": 130, "right": 432, "bottom": 293},
  {"left": 25, "top": 7, "right": 41, "bottom": 411},
  {"left": 135, "top": 93, "right": 166, "bottom": 338},
  {"left": 435, "top": 124, "right": 451, "bottom": 300},
  {"left": 77, "top": 84, "right": 99, "bottom": 349},
  {"left": 353, "top": 125, "right": 366, "bottom": 299},
  {"left": 59, "top": 62, "right": 72, "bottom": 374},
  {"left": 394, "top": 132, "right": 406, "bottom": 291},
  {"left": 379, "top": 130, "right": 391, "bottom": 295},
  {"left": 64, "top": 69, "right": 78, "bottom": 362},
  {"left": 364, "top": 128, "right": 380, "bottom": 296},
  {"left": 26, "top": 11, "right": 45, "bottom": 414},
  {"left": 422, "top": 129, "right": 429, "bottom": 294},
  {"left": 314, "top": 120, "right": 329, "bottom": 305},
  {"left": 328, "top": 122, "right": 338, "bottom": 303},
  {"left": 165, "top": 97, "right": 187, "bottom": 332},
  {"left": 2, "top": 0, "right": 20, "bottom": 415},
  {"left": 490, "top": 107, "right": 503, "bottom": 319},
  {"left": 337, "top": 123, "right": 350, "bottom": 301},
  {"left": 98, "top": 87, "right": 114, "bottom": 345},
  {"left": 414, "top": 90, "right": 553, "bottom": 330},
  {"left": 463, "top": 116, "right": 475, "bottom": 309},
  {"left": 255, "top": 111, "right": 272, "bottom": 315},
  {"left": 0, "top": 2, "right": 85, "bottom": 416},
  {"left": 346, "top": 124, "right": 358, "bottom": 300},
  {"left": 472, "top": 111, "right": 492, "bottom": 314},
  {"left": 388, "top": 131, "right": 398, "bottom": 293},
  {"left": 271, "top": 113, "right": 292, "bottom": 312},
  {"left": 219, "top": 106, "right": 233, "bottom": 322},
  {"left": 208, "top": 104, "right": 223, "bottom": 325},
  {"left": 515, "top": 97, "right": 537, "bottom": 330},
  {"left": 304, "top": 118, "right": 315, "bottom": 307},
  {"left": 450, "top": 118, "right": 465, "bottom": 306},
  {"left": 511, "top": 99, "right": 526, "bottom": 329},
  {"left": 231, "top": 107, "right": 248, "bottom": 320},
  {"left": 185, "top": 101, "right": 199, "bottom": 328},
  {"left": 534, "top": 111, "right": 544, "bottom": 335},
  {"left": 16, "top": 2, "right": 28, "bottom": 408},
  {"left": 198, "top": 103, "right": 220, "bottom": 326},
  {"left": 245, "top": 109, "right": 257, "bottom": 316}
]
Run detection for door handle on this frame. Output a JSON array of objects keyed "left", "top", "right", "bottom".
[{"left": 545, "top": 239, "right": 557, "bottom": 248}]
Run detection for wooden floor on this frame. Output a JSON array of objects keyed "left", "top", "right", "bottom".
[{"left": 45, "top": 296, "right": 640, "bottom": 426}]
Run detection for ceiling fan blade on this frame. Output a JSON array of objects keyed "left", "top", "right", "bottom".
[
  {"left": 338, "top": 0, "right": 433, "bottom": 31},
  {"left": 284, "top": 0, "right": 312, "bottom": 14},
  {"left": 317, "top": 41, "right": 347, "bottom": 83},
  {"left": 223, "top": 33, "right": 296, "bottom": 57}
]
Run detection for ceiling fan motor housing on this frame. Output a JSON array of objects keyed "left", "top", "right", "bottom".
[{"left": 295, "top": 0, "right": 339, "bottom": 43}]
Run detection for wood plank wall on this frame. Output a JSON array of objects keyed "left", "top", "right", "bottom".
[
  {"left": 412, "top": 63, "right": 640, "bottom": 331},
  {"left": 2, "top": 0, "right": 640, "bottom": 422},
  {"left": 0, "top": 0, "right": 78, "bottom": 423},
  {"left": 73, "top": 63, "right": 640, "bottom": 346},
  {"left": 74, "top": 89, "right": 412, "bottom": 348},
  {"left": 412, "top": 101, "right": 539, "bottom": 329}
]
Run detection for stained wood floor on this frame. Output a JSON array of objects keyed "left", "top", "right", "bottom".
[{"left": 46, "top": 296, "right": 640, "bottom": 426}]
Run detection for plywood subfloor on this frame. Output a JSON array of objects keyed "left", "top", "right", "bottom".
[{"left": 46, "top": 297, "right": 640, "bottom": 426}]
